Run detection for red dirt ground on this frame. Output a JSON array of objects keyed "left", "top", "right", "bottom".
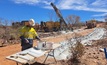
[{"left": 0, "top": 28, "right": 96, "bottom": 65}]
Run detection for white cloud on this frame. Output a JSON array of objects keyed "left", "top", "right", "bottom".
[
  {"left": 55, "top": 0, "right": 107, "bottom": 12},
  {"left": 14, "top": 0, "right": 40, "bottom": 5},
  {"left": 96, "top": 18, "right": 105, "bottom": 22},
  {"left": 91, "top": 0, "right": 107, "bottom": 7},
  {"left": 13, "top": 0, "right": 55, "bottom": 5},
  {"left": 92, "top": 13, "right": 107, "bottom": 17},
  {"left": 92, "top": 13, "right": 107, "bottom": 22},
  {"left": 43, "top": 6, "right": 52, "bottom": 9},
  {"left": 58, "top": 0, "right": 87, "bottom": 9},
  {"left": 12, "top": 0, "right": 107, "bottom": 12}
]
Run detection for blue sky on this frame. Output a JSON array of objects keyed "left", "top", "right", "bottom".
[{"left": 0, "top": 0, "right": 107, "bottom": 24}]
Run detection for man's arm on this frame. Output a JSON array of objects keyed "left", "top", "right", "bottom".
[
  {"left": 33, "top": 28, "right": 42, "bottom": 41},
  {"left": 36, "top": 36, "right": 41, "bottom": 41},
  {"left": 19, "top": 26, "right": 29, "bottom": 43}
]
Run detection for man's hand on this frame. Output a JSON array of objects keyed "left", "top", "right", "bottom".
[
  {"left": 36, "top": 36, "right": 41, "bottom": 41},
  {"left": 25, "top": 39, "right": 29, "bottom": 43}
]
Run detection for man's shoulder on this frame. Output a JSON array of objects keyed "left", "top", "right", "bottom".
[
  {"left": 22, "top": 26, "right": 28, "bottom": 29},
  {"left": 19, "top": 26, "right": 26, "bottom": 30},
  {"left": 21, "top": 26, "right": 26, "bottom": 28},
  {"left": 31, "top": 27, "right": 35, "bottom": 30}
]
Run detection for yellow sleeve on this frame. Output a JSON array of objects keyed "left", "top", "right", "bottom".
[
  {"left": 32, "top": 28, "right": 38, "bottom": 37},
  {"left": 18, "top": 26, "right": 25, "bottom": 37}
]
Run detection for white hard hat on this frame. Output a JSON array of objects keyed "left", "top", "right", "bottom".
[{"left": 29, "top": 19, "right": 35, "bottom": 26}]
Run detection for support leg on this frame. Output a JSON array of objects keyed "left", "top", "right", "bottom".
[
  {"left": 53, "top": 50, "right": 57, "bottom": 63},
  {"left": 43, "top": 53, "right": 49, "bottom": 63},
  {"left": 16, "top": 62, "right": 18, "bottom": 65}
]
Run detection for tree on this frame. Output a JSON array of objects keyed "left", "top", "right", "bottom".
[
  {"left": 105, "top": 15, "right": 107, "bottom": 22},
  {"left": 0, "top": 18, "right": 3, "bottom": 26},
  {"left": 66, "top": 15, "right": 81, "bottom": 28}
]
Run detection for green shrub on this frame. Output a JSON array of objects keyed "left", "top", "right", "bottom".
[{"left": 67, "top": 39, "right": 84, "bottom": 65}]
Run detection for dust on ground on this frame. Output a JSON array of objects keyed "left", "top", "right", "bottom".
[{"left": 1, "top": 28, "right": 103, "bottom": 65}]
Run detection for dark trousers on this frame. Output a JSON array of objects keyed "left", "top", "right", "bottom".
[
  {"left": 21, "top": 39, "right": 33, "bottom": 51},
  {"left": 21, "top": 44, "right": 33, "bottom": 51}
]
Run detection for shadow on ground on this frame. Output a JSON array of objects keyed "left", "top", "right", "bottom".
[{"left": 24, "top": 62, "right": 47, "bottom": 65}]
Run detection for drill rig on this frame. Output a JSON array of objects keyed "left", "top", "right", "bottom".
[{"left": 50, "top": 3, "right": 68, "bottom": 30}]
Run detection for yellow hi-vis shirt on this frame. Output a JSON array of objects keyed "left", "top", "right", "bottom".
[{"left": 19, "top": 26, "right": 38, "bottom": 39}]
